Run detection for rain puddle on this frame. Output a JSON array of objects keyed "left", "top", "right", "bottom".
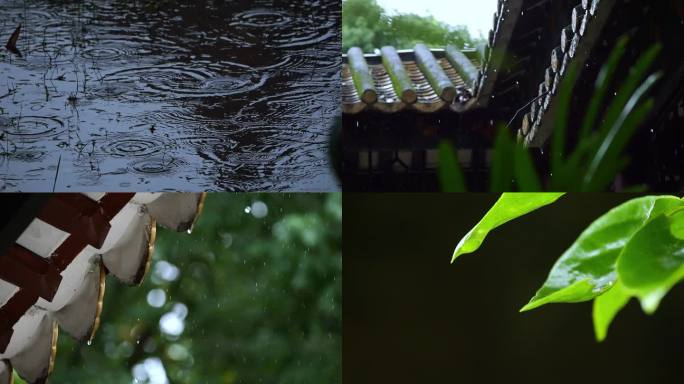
[{"left": 0, "top": 0, "right": 340, "bottom": 191}]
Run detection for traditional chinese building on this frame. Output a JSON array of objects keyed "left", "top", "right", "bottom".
[
  {"left": 0, "top": 193, "right": 204, "bottom": 383},
  {"left": 342, "top": 0, "right": 684, "bottom": 191}
]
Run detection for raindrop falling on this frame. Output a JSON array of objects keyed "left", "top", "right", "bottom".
[{"left": 250, "top": 201, "right": 268, "bottom": 218}]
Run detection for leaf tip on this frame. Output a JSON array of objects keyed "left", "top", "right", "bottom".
[
  {"left": 519, "top": 300, "right": 539, "bottom": 313},
  {"left": 451, "top": 249, "right": 464, "bottom": 263},
  {"left": 594, "top": 332, "right": 607, "bottom": 343}
]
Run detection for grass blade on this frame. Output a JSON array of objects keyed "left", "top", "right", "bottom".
[
  {"left": 490, "top": 127, "right": 514, "bottom": 192},
  {"left": 578, "top": 36, "right": 630, "bottom": 141},
  {"left": 438, "top": 140, "right": 466, "bottom": 192},
  {"left": 596, "top": 43, "right": 661, "bottom": 140},
  {"left": 514, "top": 143, "right": 542, "bottom": 191},
  {"left": 551, "top": 63, "right": 579, "bottom": 177},
  {"left": 586, "top": 98, "right": 655, "bottom": 190},
  {"left": 584, "top": 72, "right": 660, "bottom": 189}
]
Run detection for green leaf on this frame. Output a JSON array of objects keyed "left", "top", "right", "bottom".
[
  {"left": 490, "top": 127, "right": 514, "bottom": 192},
  {"left": 578, "top": 35, "right": 630, "bottom": 141},
  {"left": 513, "top": 143, "right": 542, "bottom": 191},
  {"left": 592, "top": 279, "right": 630, "bottom": 342},
  {"left": 671, "top": 208, "right": 684, "bottom": 240},
  {"left": 584, "top": 75, "right": 660, "bottom": 190},
  {"left": 595, "top": 43, "right": 661, "bottom": 142},
  {"left": 617, "top": 210, "right": 684, "bottom": 313},
  {"left": 551, "top": 62, "right": 579, "bottom": 176},
  {"left": 452, "top": 193, "right": 565, "bottom": 262},
  {"left": 438, "top": 140, "right": 466, "bottom": 192},
  {"left": 521, "top": 196, "right": 683, "bottom": 311}
]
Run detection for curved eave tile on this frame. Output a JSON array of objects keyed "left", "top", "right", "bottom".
[
  {"left": 342, "top": 47, "right": 478, "bottom": 114},
  {"left": 518, "top": 0, "right": 615, "bottom": 147},
  {"left": 0, "top": 360, "right": 12, "bottom": 384},
  {"left": 0, "top": 193, "right": 202, "bottom": 384}
]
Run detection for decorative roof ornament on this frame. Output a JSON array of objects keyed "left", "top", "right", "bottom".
[{"left": 0, "top": 193, "right": 205, "bottom": 383}]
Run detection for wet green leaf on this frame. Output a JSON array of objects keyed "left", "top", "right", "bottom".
[
  {"left": 490, "top": 127, "right": 515, "bottom": 192},
  {"left": 669, "top": 207, "right": 684, "bottom": 240},
  {"left": 513, "top": 143, "right": 542, "bottom": 191},
  {"left": 438, "top": 140, "right": 466, "bottom": 192},
  {"left": 592, "top": 279, "right": 630, "bottom": 342},
  {"left": 617, "top": 210, "right": 684, "bottom": 313},
  {"left": 521, "top": 196, "right": 682, "bottom": 311},
  {"left": 578, "top": 35, "right": 629, "bottom": 141},
  {"left": 451, "top": 193, "right": 564, "bottom": 262},
  {"left": 551, "top": 62, "right": 579, "bottom": 176}
]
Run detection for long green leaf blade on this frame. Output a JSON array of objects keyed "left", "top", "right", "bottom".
[
  {"left": 551, "top": 63, "right": 578, "bottom": 176},
  {"left": 584, "top": 74, "right": 660, "bottom": 189},
  {"left": 514, "top": 143, "right": 542, "bottom": 191},
  {"left": 578, "top": 36, "right": 630, "bottom": 141},
  {"left": 490, "top": 127, "right": 514, "bottom": 192},
  {"left": 438, "top": 140, "right": 467, "bottom": 192},
  {"left": 452, "top": 193, "right": 565, "bottom": 262},
  {"left": 596, "top": 43, "right": 661, "bottom": 141}
]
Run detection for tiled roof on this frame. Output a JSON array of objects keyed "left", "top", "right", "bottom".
[
  {"left": 342, "top": 45, "right": 483, "bottom": 114},
  {"left": 516, "top": 0, "right": 615, "bottom": 147},
  {"left": 0, "top": 193, "right": 204, "bottom": 384},
  {"left": 341, "top": 0, "right": 527, "bottom": 115},
  {"left": 342, "top": 0, "right": 616, "bottom": 148}
]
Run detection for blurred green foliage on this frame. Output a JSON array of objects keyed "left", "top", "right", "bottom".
[
  {"left": 45, "top": 193, "right": 341, "bottom": 384},
  {"left": 439, "top": 36, "right": 660, "bottom": 192},
  {"left": 342, "top": 0, "right": 482, "bottom": 52}
]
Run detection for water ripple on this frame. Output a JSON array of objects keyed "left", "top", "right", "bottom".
[
  {"left": 96, "top": 63, "right": 267, "bottom": 100},
  {"left": 0, "top": 0, "right": 340, "bottom": 191}
]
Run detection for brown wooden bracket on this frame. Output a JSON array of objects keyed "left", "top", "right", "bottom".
[
  {"left": 37, "top": 193, "right": 134, "bottom": 249},
  {"left": 0, "top": 193, "right": 136, "bottom": 354},
  {"left": 0, "top": 245, "right": 62, "bottom": 302}
]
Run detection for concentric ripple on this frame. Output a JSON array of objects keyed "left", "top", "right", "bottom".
[
  {"left": 100, "top": 136, "right": 170, "bottom": 158},
  {"left": 2, "top": 116, "right": 65, "bottom": 142},
  {"left": 228, "top": 6, "right": 337, "bottom": 49},
  {"left": 230, "top": 9, "right": 292, "bottom": 28},
  {"left": 98, "top": 63, "right": 267, "bottom": 100},
  {"left": 81, "top": 46, "right": 131, "bottom": 61},
  {"left": 0, "top": 0, "right": 340, "bottom": 191},
  {"left": 237, "top": 85, "right": 337, "bottom": 123},
  {"left": 128, "top": 156, "right": 183, "bottom": 175},
  {"left": 267, "top": 20, "right": 337, "bottom": 49}
]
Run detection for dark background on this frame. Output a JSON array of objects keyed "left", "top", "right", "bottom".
[{"left": 344, "top": 193, "right": 684, "bottom": 383}]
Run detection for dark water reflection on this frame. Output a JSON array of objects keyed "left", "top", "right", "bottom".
[{"left": 0, "top": 0, "right": 340, "bottom": 191}]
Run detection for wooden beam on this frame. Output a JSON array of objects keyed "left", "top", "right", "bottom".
[
  {"left": 38, "top": 194, "right": 110, "bottom": 249},
  {"left": 0, "top": 245, "right": 62, "bottom": 301}
]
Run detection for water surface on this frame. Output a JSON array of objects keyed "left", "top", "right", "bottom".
[{"left": 0, "top": 0, "right": 340, "bottom": 191}]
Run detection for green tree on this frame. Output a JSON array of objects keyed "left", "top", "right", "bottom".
[{"left": 342, "top": 0, "right": 481, "bottom": 52}]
